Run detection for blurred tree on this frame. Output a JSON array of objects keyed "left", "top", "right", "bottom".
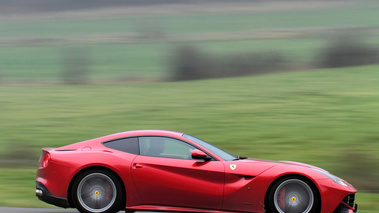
[
  {"left": 215, "top": 51, "right": 287, "bottom": 77},
  {"left": 61, "top": 48, "right": 91, "bottom": 84},
  {"left": 335, "top": 149, "right": 379, "bottom": 193},
  {"left": 319, "top": 35, "right": 379, "bottom": 68},
  {"left": 171, "top": 45, "right": 212, "bottom": 81},
  {"left": 171, "top": 45, "right": 287, "bottom": 81},
  {"left": 0, "top": 141, "right": 38, "bottom": 167}
]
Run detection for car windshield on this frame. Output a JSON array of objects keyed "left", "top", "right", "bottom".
[{"left": 183, "top": 134, "right": 236, "bottom": 161}]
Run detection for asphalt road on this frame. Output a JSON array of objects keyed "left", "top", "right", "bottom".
[{"left": 0, "top": 207, "right": 168, "bottom": 213}]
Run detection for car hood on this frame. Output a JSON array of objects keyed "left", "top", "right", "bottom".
[
  {"left": 278, "top": 160, "right": 325, "bottom": 171},
  {"left": 225, "top": 158, "right": 277, "bottom": 177},
  {"left": 247, "top": 158, "right": 323, "bottom": 170}
]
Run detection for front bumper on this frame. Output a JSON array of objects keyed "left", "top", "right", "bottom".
[
  {"left": 333, "top": 194, "right": 358, "bottom": 213},
  {"left": 36, "top": 182, "right": 70, "bottom": 208}
]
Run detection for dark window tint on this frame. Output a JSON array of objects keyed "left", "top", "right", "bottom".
[{"left": 103, "top": 137, "right": 139, "bottom": 155}]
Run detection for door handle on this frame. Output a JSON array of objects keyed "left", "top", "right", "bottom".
[{"left": 134, "top": 163, "right": 143, "bottom": 169}]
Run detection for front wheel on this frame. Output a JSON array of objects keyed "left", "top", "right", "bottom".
[
  {"left": 267, "top": 176, "right": 319, "bottom": 213},
  {"left": 72, "top": 169, "right": 124, "bottom": 213}
]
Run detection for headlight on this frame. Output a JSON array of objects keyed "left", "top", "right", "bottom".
[{"left": 312, "top": 168, "right": 347, "bottom": 187}]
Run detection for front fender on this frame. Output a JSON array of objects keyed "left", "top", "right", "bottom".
[{"left": 252, "top": 164, "right": 357, "bottom": 213}]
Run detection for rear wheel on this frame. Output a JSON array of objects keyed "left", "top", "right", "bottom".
[
  {"left": 72, "top": 169, "right": 124, "bottom": 213},
  {"left": 267, "top": 176, "right": 319, "bottom": 213}
]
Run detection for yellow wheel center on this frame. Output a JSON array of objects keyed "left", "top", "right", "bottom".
[
  {"left": 95, "top": 191, "right": 100, "bottom": 195},
  {"left": 291, "top": 197, "right": 296, "bottom": 201}
]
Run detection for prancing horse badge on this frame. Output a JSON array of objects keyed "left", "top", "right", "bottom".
[{"left": 230, "top": 164, "right": 237, "bottom": 170}]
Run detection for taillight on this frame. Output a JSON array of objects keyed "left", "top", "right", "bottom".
[{"left": 41, "top": 153, "right": 51, "bottom": 168}]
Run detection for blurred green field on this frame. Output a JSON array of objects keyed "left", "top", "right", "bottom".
[
  {"left": 1, "top": 65, "right": 379, "bottom": 210},
  {"left": 1, "top": 0, "right": 379, "bottom": 211},
  {"left": 2, "top": 38, "right": 379, "bottom": 83},
  {"left": 0, "top": 0, "right": 378, "bottom": 39},
  {"left": 0, "top": 43, "right": 169, "bottom": 82},
  {"left": 0, "top": 39, "right": 324, "bottom": 82},
  {"left": 1, "top": 0, "right": 379, "bottom": 83}
]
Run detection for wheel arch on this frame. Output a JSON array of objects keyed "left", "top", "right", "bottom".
[
  {"left": 67, "top": 166, "right": 127, "bottom": 209},
  {"left": 264, "top": 174, "right": 321, "bottom": 213}
]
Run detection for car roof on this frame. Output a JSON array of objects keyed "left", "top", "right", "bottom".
[
  {"left": 56, "top": 130, "right": 185, "bottom": 151},
  {"left": 110, "top": 129, "right": 184, "bottom": 138}
]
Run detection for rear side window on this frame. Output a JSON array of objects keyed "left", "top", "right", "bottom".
[{"left": 103, "top": 137, "right": 139, "bottom": 155}]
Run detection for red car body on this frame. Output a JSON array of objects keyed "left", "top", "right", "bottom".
[{"left": 36, "top": 130, "right": 357, "bottom": 213}]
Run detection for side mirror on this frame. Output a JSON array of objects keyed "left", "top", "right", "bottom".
[{"left": 192, "top": 149, "right": 211, "bottom": 161}]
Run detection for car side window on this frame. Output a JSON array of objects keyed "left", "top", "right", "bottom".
[
  {"left": 103, "top": 137, "right": 139, "bottom": 155},
  {"left": 139, "top": 137, "right": 195, "bottom": 160}
]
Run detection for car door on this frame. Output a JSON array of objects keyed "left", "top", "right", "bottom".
[{"left": 131, "top": 136, "right": 225, "bottom": 210}]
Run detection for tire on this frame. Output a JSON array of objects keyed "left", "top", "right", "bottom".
[
  {"left": 72, "top": 169, "right": 124, "bottom": 213},
  {"left": 267, "top": 176, "right": 319, "bottom": 213}
]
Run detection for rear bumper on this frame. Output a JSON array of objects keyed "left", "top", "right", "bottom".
[{"left": 36, "top": 182, "right": 70, "bottom": 208}]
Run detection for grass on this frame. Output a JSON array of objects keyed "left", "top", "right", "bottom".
[
  {"left": 2, "top": 65, "right": 379, "bottom": 161},
  {"left": 0, "top": 43, "right": 170, "bottom": 82},
  {"left": 1, "top": 0, "right": 379, "bottom": 210},
  {"left": 0, "top": 168, "right": 52, "bottom": 208},
  {"left": 0, "top": 1, "right": 378, "bottom": 39},
  {"left": 1, "top": 65, "right": 379, "bottom": 210},
  {"left": 0, "top": 0, "right": 379, "bottom": 83},
  {"left": 0, "top": 38, "right": 351, "bottom": 83}
]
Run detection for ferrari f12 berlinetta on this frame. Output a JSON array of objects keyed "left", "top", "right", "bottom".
[{"left": 36, "top": 130, "right": 357, "bottom": 213}]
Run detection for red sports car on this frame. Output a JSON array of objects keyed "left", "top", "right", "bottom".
[{"left": 36, "top": 129, "right": 357, "bottom": 213}]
